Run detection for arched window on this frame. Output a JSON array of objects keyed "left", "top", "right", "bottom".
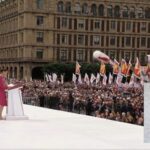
[
  {"left": 91, "top": 4, "right": 97, "bottom": 16},
  {"left": 114, "top": 6, "right": 120, "bottom": 18},
  {"left": 82, "top": 3, "right": 88, "bottom": 14},
  {"left": 130, "top": 7, "right": 136, "bottom": 18},
  {"left": 122, "top": 6, "right": 129, "bottom": 18},
  {"left": 145, "top": 7, "right": 150, "bottom": 19},
  {"left": 57, "top": 1, "right": 64, "bottom": 12},
  {"left": 66, "top": 2, "right": 71, "bottom": 13},
  {"left": 137, "top": 7, "right": 144, "bottom": 18},
  {"left": 98, "top": 4, "right": 104, "bottom": 16},
  {"left": 107, "top": 5, "right": 113, "bottom": 17},
  {"left": 74, "top": 2, "right": 81, "bottom": 14},
  {"left": 36, "top": 0, "right": 44, "bottom": 9}
]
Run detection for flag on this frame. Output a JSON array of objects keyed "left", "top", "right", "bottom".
[
  {"left": 75, "top": 61, "right": 81, "bottom": 75},
  {"left": 90, "top": 74, "right": 96, "bottom": 84},
  {"left": 48, "top": 74, "right": 53, "bottom": 82},
  {"left": 100, "top": 62, "right": 106, "bottom": 76},
  {"left": 84, "top": 73, "right": 90, "bottom": 85},
  {"left": 30, "top": 77, "right": 33, "bottom": 82},
  {"left": 72, "top": 73, "right": 77, "bottom": 84},
  {"left": 113, "top": 59, "right": 119, "bottom": 75},
  {"left": 96, "top": 73, "right": 100, "bottom": 84},
  {"left": 126, "top": 59, "right": 132, "bottom": 77},
  {"left": 122, "top": 82, "right": 129, "bottom": 90},
  {"left": 140, "top": 75, "right": 144, "bottom": 86},
  {"left": 116, "top": 74, "right": 123, "bottom": 85},
  {"left": 45, "top": 73, "right": 52, "bottom": 82},
  {"left": 108, "top": 73, "right": 113, "bottom": 84},
  {"left": 61, "top": 74, "right": 64, "bottom": 84},
  {"left": 134, "top": 57, "right": 141, "bottom": 79},
  {"left": 52, "top": 73, "right": 57, "bottom": 82},
  {"left": 45, "top": 73, "right": 49, "bottom": 82},
  {"left": 121, "top": 59, "right": 128, "bottom": 77},
  {"left": 102, "top": 74, "right": 107, "bottom": 85},
  {"left": 129, "top": 74, "right": 134, "bottom": 86},
  {"left": 78, "top": 74, "right": 82, "bottom": 84}
]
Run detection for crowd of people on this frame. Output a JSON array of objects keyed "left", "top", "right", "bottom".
[{"left": 14, "top": 79, "right": 144, "bottom": 126}]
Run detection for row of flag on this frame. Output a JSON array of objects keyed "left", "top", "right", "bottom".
[
  {"left": 44, "top": 71, "right": 142, "bottom": 87},
  {"left": 75, "top": 57, "right": 150, "bottom": 80},
  {"left": 45, "top": 73, "right": 64, "bottom": 84},
  {"left": 44, "top": 56, "right": 150, "bottom": 86},
  {"left": 72, "top": 72, "right": 140, "bottom": 87}
]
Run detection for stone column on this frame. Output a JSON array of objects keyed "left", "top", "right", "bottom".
[
  {"left": 17, "top": 65, "right": 20, "bottom": 80},
  {"left": 23, "top": 64, "right": 32, "bottom": 81},
  {"left": 12, "top": 67, "right": 15, "bottom": 79}
]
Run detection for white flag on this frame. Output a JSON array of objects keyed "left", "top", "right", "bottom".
[
  {"left": 90, "top": 74, "right": 96, "bottom": 84},
  {"left": 116, "top": 74, "right": 123, "bottom": 85},
  {"left": 84, "top": 73, "right": 90, "bottom": 85},
  {"left": 129, "top": 74, "right": 134, "bottom": 87},
  {"left": 48, "top": 74, "right": 53, "bottom": 82},
  {"left": 102, "top": 75, "right": 107, "bottom": 85},
  {"left": 108, "top": 73, "right": 113, "bottom": 84},
  {"left": 140, "top": 75, "right": 144, "bottom": 86},
  {"left": 78, "top": 74, "right": 82, "bottom": 84},
  {"left": 72, "top": 73, "right": 77, "bottom": 84},
  {"left": 52, "top": 73, "right": 57, "bottom": 82},
  {"left": 61, "top": 74, "right": 64, "bottom": 84},
  {"left": 96, "top": 73, "right": 100, "bottom": 84},
  {"left": 45, "top": 73, "right": 49, "bottom": 82}
]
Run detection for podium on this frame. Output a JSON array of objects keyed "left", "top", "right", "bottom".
[
  {"left": 144, "top": 83, "right": 150, "bottom": 143},
  {"left": 6, "top": 85, "right": 28, "bottom": 120}
]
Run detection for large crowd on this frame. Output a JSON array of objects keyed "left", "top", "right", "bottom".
[{"left": 13, "top": 79, "right": 144, "bottom": 126}]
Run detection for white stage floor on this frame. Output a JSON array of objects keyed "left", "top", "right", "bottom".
[{"left": 0, "top": 105, "right": 150, "bottom": 150}]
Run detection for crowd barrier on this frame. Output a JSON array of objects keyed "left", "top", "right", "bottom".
[
  {"left": 22, "top": 96, "right": 60, "bottom": 109},
  {"left": 23, "top": 97, "right": 39, "bottom": 106}
]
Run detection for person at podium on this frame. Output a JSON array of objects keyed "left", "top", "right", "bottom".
[{"left": 0, "top": 69, "right": 8, "bottom": 120}]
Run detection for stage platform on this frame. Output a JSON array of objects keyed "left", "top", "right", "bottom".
[{"left": 0, "top": 105, "right": 150, "bottom": 150}]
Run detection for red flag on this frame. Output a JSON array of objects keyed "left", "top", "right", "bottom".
[
  {"left": 121, "top": 59, "right": 128, "bottom": 77},
  {"left": 113, "top": 59, "right": 119, "bottom": 75},
  {"left": 134, "top": 57, "right": 141, "bottom": 79},
  {"left": 126, "top": 59, "right": 132, "bottom": 77},
  {"left": 100, "top": 62, "right": 106, "bottom": 76}
]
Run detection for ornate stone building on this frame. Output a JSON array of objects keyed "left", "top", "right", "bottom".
[{"left": 0, "top": 0, "right": 150, "bottom": 80}]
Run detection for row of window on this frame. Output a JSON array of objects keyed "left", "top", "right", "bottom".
[
  {"left": 0, "top": 31, "right": 44, "bottom": 45},
  {"left": 0, "top": 48, "right": 43, "bottom": 60},
  {"left": 0, "top": 46, "right": 147, "bottom": 65},
  {"left": 1, "top": 15, "right": 149, "bottom": 35},
  {"left": 57, "top": 1, "right": 150, "bottom": 19},
  {"left": 56, "top": 48, "right": 147, "bottom": 65},
  {"left": 1, "top": 31, "right": 149, "bottom": 48},
  {"left": 0, "top": 34, "right": 17, "bottom": 46},
  {"left": 1, "top": 0, "right": 150, "bottom": 20},
  {"left": 57, "top": 17, "right": 150, "bottom": 33},
  {"left": 0, "top": 1, "right": 18, "bottom": 21},
  {"left": 56, "top": 34, "right": 150, "bottom": 48},
  {"left": 0, "top": 18, "right": 18, "bottom": 34},
  {"left": 0, "top": 48, "right": 18, "bottom": 58}
]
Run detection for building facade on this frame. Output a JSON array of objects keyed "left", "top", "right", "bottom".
[{"left": 0, "top": 0, "right": 150, "bottom": 80}]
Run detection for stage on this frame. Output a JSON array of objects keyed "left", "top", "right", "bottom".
[{"left": 0, "top": 105, "right": 150, "bottom": 149}]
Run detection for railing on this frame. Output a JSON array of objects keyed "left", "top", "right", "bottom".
[{"left": 23, "top": 97, "right": 39, "bottom": 106}]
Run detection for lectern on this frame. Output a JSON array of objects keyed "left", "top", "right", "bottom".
[{"left": 6, "top": 85, "right": 28, "bottom": 120}]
